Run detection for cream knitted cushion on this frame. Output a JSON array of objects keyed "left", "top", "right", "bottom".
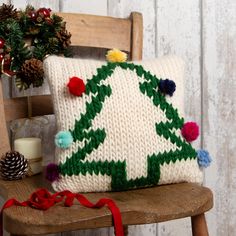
[{"left": 43, "top": 55, "right": 203, "bottom": 193}]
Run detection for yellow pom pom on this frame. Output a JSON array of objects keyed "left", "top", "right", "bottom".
[{"left": 106, "top": 48, "right": 127, "bottom": 63}]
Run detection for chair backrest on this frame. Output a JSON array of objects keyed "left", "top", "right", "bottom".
[{"left": 0, "top": 12, "right": 143, "bottom": 154}]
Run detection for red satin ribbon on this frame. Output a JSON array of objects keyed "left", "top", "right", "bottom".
[{"left": 0, "top": 188, "right": 124, "bottom": 236}]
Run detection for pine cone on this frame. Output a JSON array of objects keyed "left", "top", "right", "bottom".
[
  {"left": 20, "top": 58, "right": 44, "bottom": 87},
  {"left": 0, "top": 4, "right": 18, "bottom": 21},
  {"left": 0, "top": 151, "right": 28, "bottom": 180},
  {"left": 56, "top": 29, "right": 71, "bottom": 49}
]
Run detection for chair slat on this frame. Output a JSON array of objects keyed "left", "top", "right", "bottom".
[
  {"left": 57, "top": 13, "right": 132, "bottom": 52},
  {"left": 4, "top": 95, "right": 53, "bottom": 122},
  {"left": 0, "top": 81, "right": 10, "bottom": 154},
  {"left": 130, "top": 12, "right": 143, "bottom": 60}
]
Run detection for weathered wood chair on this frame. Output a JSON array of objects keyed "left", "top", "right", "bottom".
[{"left": 0, "top": 12, "right": 213, "bottom": 236}]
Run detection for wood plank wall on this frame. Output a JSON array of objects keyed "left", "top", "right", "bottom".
[{"left": 0, "top": 0, "right": 235, "bottom": 235}]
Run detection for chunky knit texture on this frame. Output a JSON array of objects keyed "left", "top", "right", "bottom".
[{"left": 44, "top": 55, "right": 203, "bottom": 193}]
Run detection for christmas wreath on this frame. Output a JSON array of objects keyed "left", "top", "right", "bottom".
[{"left": 0, "top": 4, "right": 72, "bottom": 90}]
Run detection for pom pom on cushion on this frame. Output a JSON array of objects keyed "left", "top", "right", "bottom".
[
  {"left": 197, "top": 149, "right": 212, "bottom": 168},
  {"left": 159, "top": 79, "right": 176, "bottom": 96},
  {"left": 106, "top": 48, "right": 127, "bottom": 63},
  {"left": 181, "top": 122, "right": 199, "bottom": 142},
  {"left": 55, "top": 131, "right": 73, "bottom": 149},
  {"left": 46, "top": 163, "right": 60, "bottom": 182},
  {"left": 67, "top": 76, "right": 86, "bottom": 96}
]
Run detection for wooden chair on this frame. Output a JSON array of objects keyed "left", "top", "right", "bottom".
[{"left": 0, "top": 12, "right": 213, "bottom": 236}]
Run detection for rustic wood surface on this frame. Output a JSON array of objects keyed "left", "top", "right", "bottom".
[
  {"left": 0, "top": 0, "right": 234, "bottom": 235},
  {"left": 202, "top": 0, "right": 236, "bottom": 236},
  {"left": 0, "top": 174, "right": 213, "bottom": 235},
  {"left": 108, "top": 0, "right": 156, "bottom": 60}
]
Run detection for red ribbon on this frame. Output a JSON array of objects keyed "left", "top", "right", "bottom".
[{"left": 0, "top": 188, "right": 124, "bottom": 236}]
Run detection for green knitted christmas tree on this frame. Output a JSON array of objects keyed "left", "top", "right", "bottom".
[
  {"left": 44, "top": 51, "right": 213, "bottom": 193},
  {"left": 57, "top": 62, "right": 197, "bottom": 191}
]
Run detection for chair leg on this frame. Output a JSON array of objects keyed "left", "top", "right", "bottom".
[
  {"left": 123, "top": 225, "right": 129, "bottom": 236},
  {"left": 191, "top": 213, "right": 209, "bottom": 236}
]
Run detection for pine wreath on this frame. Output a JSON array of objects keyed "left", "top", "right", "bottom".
[{"left": 0, "top": 4, "right": 72, "bottom": 90}]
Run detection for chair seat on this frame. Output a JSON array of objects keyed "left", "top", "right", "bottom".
[{"left": 0, "top": 174, "right": 213, "bottom": 235}]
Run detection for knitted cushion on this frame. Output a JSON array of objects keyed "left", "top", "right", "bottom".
[{"left": 44, "top": 55, "right": 203, "bottom": 193}]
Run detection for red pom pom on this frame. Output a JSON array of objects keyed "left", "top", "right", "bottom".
[
  {"left": 181, "top": 122, "right": 199, "bottom": 142},
  {"left": 67, "top": 76, "right": 86, "bottom": 96}
]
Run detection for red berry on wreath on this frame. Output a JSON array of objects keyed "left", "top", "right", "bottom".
[
  {"left": 0, "top": 38, "right": 5, "bottom": 49},
  {"left": 37, "top": 8, "right": 51, "bottom": 18},
  {"left": 67, "top": 76, "right": 86, "bottom": 96},
  {"left": 3, "top": 56, "right": 11, "bottom": 67},
  {"left": 28, "top": 11, "right": 37, "bottom": 21},
  {"left": 0, "top": 53, "right": 4, "bottom": 62},
  {"left": 181, "top": 122, "right": 199, "bottom": 142}
]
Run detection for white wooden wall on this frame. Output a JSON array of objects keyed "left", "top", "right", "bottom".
[{"left": 1, "top": 0, "right": 236, "bottom": 235}]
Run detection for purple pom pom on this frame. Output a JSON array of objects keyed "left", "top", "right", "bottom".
[
  {"left": 45, "top": 163, "right": 60, "bottom": 182},
  {"left": 159, "top": 79, "right": 176, "bottom": 96}
]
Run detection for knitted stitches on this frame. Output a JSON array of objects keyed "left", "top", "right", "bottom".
[{"left": 44, "top": 55, "right": 203, "bottom": 193}]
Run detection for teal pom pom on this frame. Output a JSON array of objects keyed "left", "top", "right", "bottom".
[
  {"left": 197, "top": 149, "right": 212, "bottom": 168},
  {"left": 55, "top": 131, "right": 73, "bottom": 149}
]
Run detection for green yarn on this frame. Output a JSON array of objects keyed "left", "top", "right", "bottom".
[
  {"left": 59, "top": 61, "right": 197, "bottom": 191},
  {"left": 70, "top": 128, "right": 106, "bottom": 162}
]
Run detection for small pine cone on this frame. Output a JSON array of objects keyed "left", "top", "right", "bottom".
[
  {"left": 0, "top": 4, "right": 18, "bottom": 21},
  {"left": 56, "top": 29, "right": 71, "bottom": 49},
  {"left": 20, "top": 58, "right": 44, "bottom": 87},
  {"left": 0, "top": 151, "right": 28, "bottom": 180}
]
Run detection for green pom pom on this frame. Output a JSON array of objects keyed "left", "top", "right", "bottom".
[{"left": 55, "top": 131, "right": 73, "bottom": 149}]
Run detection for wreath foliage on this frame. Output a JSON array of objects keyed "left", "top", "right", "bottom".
[{"left": 0, "top": 4, "right": 72, "bottom": 90}]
